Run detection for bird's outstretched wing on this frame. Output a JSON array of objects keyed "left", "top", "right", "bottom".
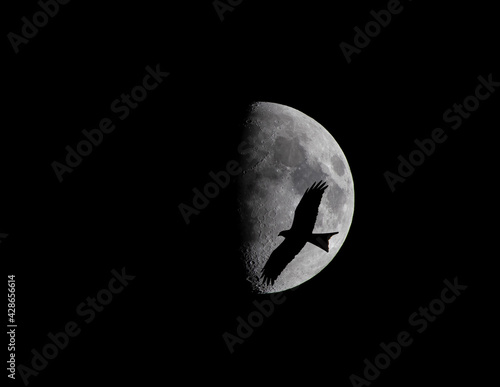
[
  {"left": 290, "top": 181, "right": 328, "bottom": 234},
  {"left": 261, "top": 238, "right": 305, "bottom": 286}
]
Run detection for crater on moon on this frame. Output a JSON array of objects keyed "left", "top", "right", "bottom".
[
  {"left": 236, "top": 102, "right": 355, "bottom": 294},
  {"left": 273, "top": 136, "right": 307, "bottom": 167}
]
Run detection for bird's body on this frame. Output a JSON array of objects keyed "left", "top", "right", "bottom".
[{"left": 261, "top": 181, "right": 338, "bottom": 286}]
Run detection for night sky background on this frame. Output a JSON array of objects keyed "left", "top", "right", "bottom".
[{"left": 3, "top": 0, "right": 497, "bottom": 385}]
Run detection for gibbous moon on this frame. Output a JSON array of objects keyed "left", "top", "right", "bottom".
[{"left": 237, "top": 102, "right": 355, "bottom": 294}]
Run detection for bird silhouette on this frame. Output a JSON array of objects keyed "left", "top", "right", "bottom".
[{"left": 261, "top": 180, "right": 339, "bottom": 286}]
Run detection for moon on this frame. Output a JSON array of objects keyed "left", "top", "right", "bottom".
[{"left": 236, "top": 102, "right": 354, "bottom": 294}]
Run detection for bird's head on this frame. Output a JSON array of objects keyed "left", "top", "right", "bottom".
[{"left": 278, "top": 230, "right": 290, "bottom": 238}]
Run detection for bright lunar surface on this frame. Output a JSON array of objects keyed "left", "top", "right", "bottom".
[{"left": 237, "top": 102, "right": 355, "bottom": 294}]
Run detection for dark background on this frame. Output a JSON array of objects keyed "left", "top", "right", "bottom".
[{"left": 3, "top": 0, "right": 496, "bottom": 385}]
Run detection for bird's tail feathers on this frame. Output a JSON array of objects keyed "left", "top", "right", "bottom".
[{"left": 308, "top": 232, "right": 339, "bottom": 252}]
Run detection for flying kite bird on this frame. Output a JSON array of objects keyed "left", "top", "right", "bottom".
[{"left": 261, "top": 180, "right": 338, "bottom": 286}]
